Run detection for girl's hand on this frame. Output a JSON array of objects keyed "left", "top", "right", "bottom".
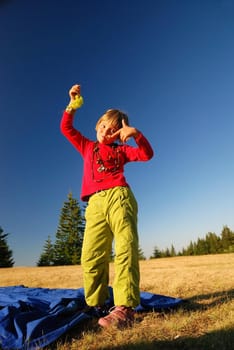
[
  {"left": 69, "top": 84, "right": 81, "bottom": 101},
  {"left": 67, "top": 84, "right": 84, "bottom": 110},
  {"left": 109, "top": 119, "right": 139, "bottom": 143}
]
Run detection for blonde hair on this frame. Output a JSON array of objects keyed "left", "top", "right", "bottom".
[{"left": 95, "top": 109, "right": 129, "bottom": 131}]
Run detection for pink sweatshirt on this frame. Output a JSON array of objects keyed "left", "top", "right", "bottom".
[{"left": 61, "top": 112, "right": 154, "bottom": 201}]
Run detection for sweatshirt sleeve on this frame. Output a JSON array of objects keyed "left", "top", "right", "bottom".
[
  {"left": 60, "top": 111, "right": 88, "bottom": 155},
  {"left": 123, "top": 132, "right": 154, "bottom": 162}
]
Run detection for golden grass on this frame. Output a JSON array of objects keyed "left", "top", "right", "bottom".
[{"left": 0, "top": 254, "right": 233, "bottom": 350}]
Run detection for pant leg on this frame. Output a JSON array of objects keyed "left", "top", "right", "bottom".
[
  {"left": 81, "top": 193, "right": 113, "bottom": 306},
  {"left": 105, "top": 186, "right": 140, "bottom": 308}
]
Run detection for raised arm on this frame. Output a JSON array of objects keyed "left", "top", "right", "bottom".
[{"left": 60, "top": 84, "right": 87, "bottom": 153}]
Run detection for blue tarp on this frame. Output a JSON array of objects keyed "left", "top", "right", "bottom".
[{"left": 0, "top": 285, "right": 182, "bottom": 350}]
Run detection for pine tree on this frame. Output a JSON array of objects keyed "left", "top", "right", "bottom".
[
  {"left": 221, "top": 226, "right": 234, "bottom": 253},
  {"left": 186, "top": 241, "right": 195, "bottom": 256},
  {"left": 170, "top": 244, "right": 176, "bottom": 257},
  {"left": 0, "top": 226, "right": 14, "bottom": 267},
  {"left": 205, "top": 232, "right": 221, "bottom": 254},
  {"left": 53, "top": 193, "right": 85, "bottom": 265},
  {"left": 138, "top": 246, "right": 146, "bottom": 260},
  {"left": 37, "top": 236, "right": 54, "bottom": 266},
  {"left": 150, "top": 246, "right": 162, "bottom": 259},
  {"left": 162, "top": 247, "right": 171, "bottom": 258},
  {"left": 196, "top": 238, "right": 209, "bottom": 255},
  {"left": 109, "top": 246, "right": 115, "bottom": 262}
]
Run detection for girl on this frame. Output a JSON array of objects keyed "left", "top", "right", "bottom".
[{"left": 60, "top": 84, "right": 154, "bottom": 328}]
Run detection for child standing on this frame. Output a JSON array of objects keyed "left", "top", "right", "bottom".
[{"left": 60, "top": 84, "right": 154, "bottom": 328}]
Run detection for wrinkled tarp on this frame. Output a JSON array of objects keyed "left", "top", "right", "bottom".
[{"left": 0, "top": 285, "right": 182, "bottom": 350}]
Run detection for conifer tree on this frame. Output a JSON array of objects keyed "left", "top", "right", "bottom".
[
  {"left": 186, "top": 241, "right": 195, "bottom": 255},
  {"left": 162, "top": 247, "right": 171, "bottom": 257},
  {"left": 109, "top": 247, "right": 115, "bottom": 262},
  {"left": 37, "top": 236, "right": 54, "bottom": 266},
  {"left": 0, "top": 226, "right": 14, "bottom": 267},
  {"left": 221, "top": 226, "right": 234, "bottom": 252},
  {"left": 205, "top": 232, "right": 221, "bottom": 254},
  {"left": 53, "top": 193, "right": 85, "bottom": 265},
  {"left": 196, "top": 238, "right": 209, "bottom": 255},
  {"left": 138, "top": 246, "right": 146, "bottom": 260},
  {"left": 170, "top": 244, "right": 176, "bottom": 257},
  {"left": 150, "top": 246, "right": 162, "bottom": 259}
]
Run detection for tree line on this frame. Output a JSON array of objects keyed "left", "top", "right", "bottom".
[
  {"left": 1, "top": 193, "right": 234, "bottom": 267},
  {"left": 150, "top": 225, "right": 234, "bottom": 258}
]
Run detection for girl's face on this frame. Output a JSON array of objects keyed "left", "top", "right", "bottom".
[{"left": 96, "top": 121, "right": 118, "bottom": 144}]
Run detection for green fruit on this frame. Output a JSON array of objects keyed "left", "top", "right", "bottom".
[{"left": 71, "top": 95, "right": 84, "bottom": 109}]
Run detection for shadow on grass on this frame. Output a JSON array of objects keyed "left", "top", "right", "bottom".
[
  {"left": 45, "top": 289, "right": 234, "bottom": 350},
  {"left": 102, "top": 327, "right": 234, "bottom": 350},
  {"left": 48, "top": 322, "right": 234, "bottom": 350},
  {"left": 182, "top": 288, "right": 234, "bottom": 311}
]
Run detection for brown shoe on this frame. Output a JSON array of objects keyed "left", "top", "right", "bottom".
[{"left": 98, "top": 306, "right": 134, "bottom": 328}]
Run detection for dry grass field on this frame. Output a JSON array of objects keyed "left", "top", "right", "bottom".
[{"left": 0, "top": 254, "right": 233, "bottom": 349}]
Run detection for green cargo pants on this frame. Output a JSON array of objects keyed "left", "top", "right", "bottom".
[{"left": 81, "top": 186, "right": 140, "bottom": 308}]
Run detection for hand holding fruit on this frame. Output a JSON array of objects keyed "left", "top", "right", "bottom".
[{"left": 68, "top": 84, "right": 84, "bottom": 109}]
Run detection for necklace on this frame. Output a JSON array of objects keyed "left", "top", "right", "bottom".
[{"left": 92, "top": 142, "right": 120, "bottom": 182}]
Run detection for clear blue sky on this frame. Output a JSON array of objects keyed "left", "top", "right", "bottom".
[{"left": 1, "top": 0, "right": 234, "bottom": 266}]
